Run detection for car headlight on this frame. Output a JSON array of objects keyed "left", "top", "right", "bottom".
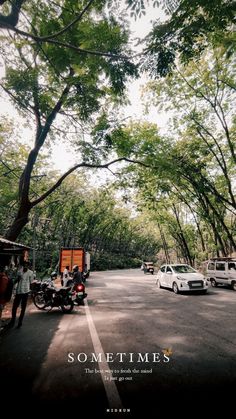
[{"left": 177, "top": 276, "right": 187, "bottom": 282}]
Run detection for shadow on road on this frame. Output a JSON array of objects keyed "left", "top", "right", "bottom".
[{"left": 0, "top": 310, "right": 63, "bottom": 403}]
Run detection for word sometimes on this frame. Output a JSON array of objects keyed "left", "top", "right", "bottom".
[{"left": 68, "top": 352, "right": 170, "bottom": 363}]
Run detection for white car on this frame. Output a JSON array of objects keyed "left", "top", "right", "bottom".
[{"left": 156, "top": 264, "right": 208, "bottom": 294}]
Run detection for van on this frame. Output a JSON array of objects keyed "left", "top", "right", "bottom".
[{"left": 206, "top": 258, "right": 236, "bottom": 290}]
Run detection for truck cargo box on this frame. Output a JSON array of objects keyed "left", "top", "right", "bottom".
[{"left": 59, "top": 247, "right": 85, "bottom": 274}]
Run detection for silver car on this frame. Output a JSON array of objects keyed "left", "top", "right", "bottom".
[{"left": 156, "top": 264, "right": 208, "bottom": 294}]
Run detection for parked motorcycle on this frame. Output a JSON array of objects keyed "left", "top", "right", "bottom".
[
  {"left": 31, "top": 279, "right": 75, "bottom": 313},
  {"left": 30, "top": 279, "right": 51, "bottom": 309}
]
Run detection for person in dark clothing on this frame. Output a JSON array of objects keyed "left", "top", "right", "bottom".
[
  {"left": 72, "top": 265, "right": 83, "bottom": 284},
  {"left": 7, "top": 264, "right": 33, "bottom": 329}
]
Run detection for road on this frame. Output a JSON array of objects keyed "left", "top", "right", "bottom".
[{"left": 1, "top": 269, "right": 236, "bottom": 417}]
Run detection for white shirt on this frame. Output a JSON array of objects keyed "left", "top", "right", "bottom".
[
  {"left": 63, "top": 268, "right": 70, "bottom": 285},
  {"left": 16, "top": 269, "right": 34, "bottom": 294}
]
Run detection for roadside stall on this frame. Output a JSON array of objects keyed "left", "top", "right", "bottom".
[{"left": 0, "top": 236, "right": 31, "bottom": 268}]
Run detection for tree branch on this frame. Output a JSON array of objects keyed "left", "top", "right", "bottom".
[
  {"left": 40, "top": 0, "right": 95, "bottom": 41},
  {"left": 31, "top": 157, "right": 148, "bottom": 206},
  {"left": 2, "top": 25, "right": 130, "bottom": 60},
  {"left": 218, "top": 78, "right": 236, "bottom": 92},
  {"left": 36, "top": 73, "right": 73, "bottom": 148},
  {"left": 0, "top": 82, "right": 35, "bottom": 115}
]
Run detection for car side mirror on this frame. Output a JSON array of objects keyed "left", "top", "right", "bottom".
[{"left": 166, "top": 272, "right": 172, "bottom": 275}]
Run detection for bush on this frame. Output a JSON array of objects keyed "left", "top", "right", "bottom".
[{"left": 91, "top": 252, "right": 142, "bottom": 271}]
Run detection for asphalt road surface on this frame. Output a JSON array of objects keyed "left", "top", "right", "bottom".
[{"left": 1, "top": 269, "right": 236, "bottom": 417}]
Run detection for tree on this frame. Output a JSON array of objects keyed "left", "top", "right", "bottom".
[
  {"left": 0, "top": 119, "right": 22, "bottom": 234},
  {"left": 108, "top": 109, "right": 236, "bottom": 259},
  {"left": 18, "top": 175, "right": 160, "bottom": 272},
  {"left": 144, "top": 0, "right": 236, "bottom": 76},
  {"left": 0, "top": 0, "right": 139, "bottom": 240}
]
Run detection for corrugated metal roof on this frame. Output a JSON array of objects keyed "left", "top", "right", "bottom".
[{"left": 0, "top": 236, "right": 31, "bottom": 249}]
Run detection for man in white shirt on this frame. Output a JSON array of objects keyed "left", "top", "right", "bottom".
[
  {"left": 7, "top": 263, "right": 34, "bottom": 329},
  {"left": 62, "top": 265, "right": 70, "bottom": 286}
]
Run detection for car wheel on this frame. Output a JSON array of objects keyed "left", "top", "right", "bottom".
[
  {"left": 172, "top": 282, "right": 179, "bottom": 294},
  {"left": 231, "top": 282, "right": 236, "bottom": 291},
  {"left": 211, "top": 279, "right": 217, "bottom": 287}
]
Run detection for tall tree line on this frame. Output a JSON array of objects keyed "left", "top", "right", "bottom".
[{"left": 0, "top": 1, "right": 236, "bottom": 266}]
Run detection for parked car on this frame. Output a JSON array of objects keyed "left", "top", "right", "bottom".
[
  {"left": 206, "top": 258, "right": 236, "bottom": 290},
  {"left": 156, "top": 264, "right": 208, "bottom": 294},
  {"left": 142, "top": 262, "right": 154, "bottom": 274}
]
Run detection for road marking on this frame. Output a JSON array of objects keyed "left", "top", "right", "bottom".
[{"left": 84, "top": 299, "right": 122, "bottom": 408}]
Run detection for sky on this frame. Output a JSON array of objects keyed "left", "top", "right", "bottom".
[{"left": 0, "top": 3, "right": 167, "bottom": 178}]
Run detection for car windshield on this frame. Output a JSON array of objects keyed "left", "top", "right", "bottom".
[{"left": 172, "top": 265, "right": 196, "bottom": 273}]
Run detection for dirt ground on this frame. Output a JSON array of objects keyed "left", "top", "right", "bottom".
[
  {"left": 1, "top": 276, "right": 62, "bottom": 326},
  {"left": 1, "top": 300, "right": 13, "bottom": 322},
  {"left": 2, "top": 299, "right": 13, "bottom": 319}
]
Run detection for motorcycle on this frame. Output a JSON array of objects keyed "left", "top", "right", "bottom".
[
  {"left": 72, "top": 282, "right": 87, "bottom": 305},
  {"left": 31, "top": 280, "right": 75, "bottom": 313}
]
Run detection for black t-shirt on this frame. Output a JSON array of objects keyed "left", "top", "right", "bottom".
[{"left": 73, "top": 271, "right": 82, "bottom": 284}]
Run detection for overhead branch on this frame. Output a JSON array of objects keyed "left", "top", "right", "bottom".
[
  {"left": 40, "top": 0, "right": 95, "bottom": 41},
  {"left": 36, "top": 74, "right": 73, "bottom": 148},
  {"left": 31, "top": 157, "right": 149, "bottom": 206},
  {"left": 1, "top": 25, "right": 130, "bottom": 60},
  {"left": 0, "top": 83, "right": 35, "bottom": 115},
  {"left": 43, "top": 39, "right": 129, "bottom": 60}
]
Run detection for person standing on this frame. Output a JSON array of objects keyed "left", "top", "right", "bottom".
[
  {"left": 62, "top": 265, "right": 70, "bottom": 286},
  {"left": 8, "top": 263, "right": 34, "bottom": 329}
]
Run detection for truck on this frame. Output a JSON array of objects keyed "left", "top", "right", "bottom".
[{"left": 59, "top": 247, "right": 90, "bottom": 279}]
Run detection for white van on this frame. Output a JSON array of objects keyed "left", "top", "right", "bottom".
[{"left": 206, "top": 258, "right": 236, "bottom": 290}]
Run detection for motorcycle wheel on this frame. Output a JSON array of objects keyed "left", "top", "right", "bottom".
[
  {"left": 75, "top": 298, "right": 85, "bottom": 306},
  {"left": 33, "top": 293, "right": 47, "bottom": 309},
  {"left": 61, "top": 301, "right": 74, "bottom": 313}
]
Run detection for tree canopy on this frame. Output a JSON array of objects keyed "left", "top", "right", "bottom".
[
  {"left": 0, "top": 0, "right": 236, "bottom": 269},
  {"left": 144, "top": 0, "right": 236, "bottom": 76}
]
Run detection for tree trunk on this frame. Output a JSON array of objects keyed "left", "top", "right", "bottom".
[
  {"left": 5, "top": 202, "right": 31, "bottom": 241},
  {"left": 172, "top": 204, "right": 193, "bottom": 266},
  {"left": 158, "top": 223, "right": 170, "bottom": 263}
]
